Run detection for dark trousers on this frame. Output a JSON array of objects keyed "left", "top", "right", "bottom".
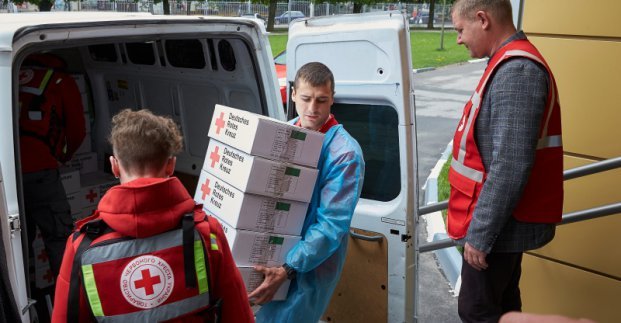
[
  {"left": 23, "top": 169, "right": 73, "bottom": 278},
  {"left": 458, "top": 252, "right": 523, "bottom": 323}
]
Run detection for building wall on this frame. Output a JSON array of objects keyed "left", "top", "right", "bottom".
[{"left": 521, "top": 1, "right": 621, "bottom": 321}]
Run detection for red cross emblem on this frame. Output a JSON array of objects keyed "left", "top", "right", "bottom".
[
  {"left": 201, "top": 178, "right": 212, "bottom": 200},
  {"left": 85, "top": 189, "right": 98, "bottom": 203},
  {"left": 37, "top": 249, "right": 49, "bottom": 262},
  {"left": 214, "top": 112, "right": 226, "bottom": 134},
  {"left": 134, "top": 269, "right": 162, "bottom": 296},
  {"left": 209, "top": 146, "right": 221, "bottom": 168},
  {"left": 43, "top": 269, "right": 54, "bottom": 283}
]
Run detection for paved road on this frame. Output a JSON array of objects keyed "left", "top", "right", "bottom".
[{"left": 414, "top": 61, "right": 485, "bottom": 323}]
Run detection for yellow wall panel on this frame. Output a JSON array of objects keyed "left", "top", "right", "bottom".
[
  {"left": 528, "top": 36, "right": 621, "bottom": 159},
  {"left": 530, "top": 156, "right": 621, "bottom": 278},
  {"left": 523, "top": 0, "right": 621, "bottom": 38},
  {"left": 521, "top": 254, "right": 621, "bottom": 323}
]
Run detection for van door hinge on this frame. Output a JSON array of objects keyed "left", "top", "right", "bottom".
[
  {"left": 401, "top": 234, "right": 411, "bottom": 242},
  {"left": 22, "top": 298, "right": 36, "bottom": 315},
  {"left": 8, "top": 214, "right": 20, "bottom": 233}
]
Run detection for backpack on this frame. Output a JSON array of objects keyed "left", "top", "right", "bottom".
[
  {"left": 19, "top": 67, "right": 69, "bottom": 162},
  {"left": 67, "top": 213, "right": 222, "bottom": 322}
]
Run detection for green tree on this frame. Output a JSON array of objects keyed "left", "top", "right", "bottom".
[{"left": 11, "top": 0, "right": 53, "bottom": 11}]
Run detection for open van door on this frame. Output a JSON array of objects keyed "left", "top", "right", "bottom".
[
  {"left": 0, "top": 163, "right": 29, "bottom": 322},
  {"left": 287, "top": 12, "right": 417, "bottom": 323}
]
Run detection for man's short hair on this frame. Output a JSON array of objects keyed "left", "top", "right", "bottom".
[
  {"left": 294, "top": 62, "right": 335, "bottom": 94},
  {"left": 452, "top": 0, "right": 513, "bottom": 23},
  {"left": 109, "top": 109, "right": 183, "bottom": 171}
]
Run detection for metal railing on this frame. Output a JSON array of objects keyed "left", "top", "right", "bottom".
[{"left": 418, "top": 155, "right": 621, "bottom": 253}]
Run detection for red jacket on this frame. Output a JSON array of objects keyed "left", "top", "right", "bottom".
[
  {"left": 52, "top": 177, "right": 254, "bottom": 322},
  {"left": 19, "top": 66, "right": 86, "bottom": 173},
  {"left": 448, "top": 39, "right": 563, "bottom": 239}
]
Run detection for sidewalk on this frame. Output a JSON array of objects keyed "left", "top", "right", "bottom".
[{"left": 414, "top": 60, "right": 485, "bottom": 322}]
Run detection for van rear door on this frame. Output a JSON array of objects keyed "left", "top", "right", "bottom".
[
  {"left": 0, "top": 163, "right": 29, "bottom": 322},
  {"left": 287, "top": 12, "right": 417, "bottom": 323}
]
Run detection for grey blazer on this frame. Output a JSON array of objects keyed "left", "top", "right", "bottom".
[{"left": 455, "top": 31, "right": 556, "bottom": 253}]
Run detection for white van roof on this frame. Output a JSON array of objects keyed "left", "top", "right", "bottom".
[{"left": 0, "top": 12, "right": 247, "bottom": 49}]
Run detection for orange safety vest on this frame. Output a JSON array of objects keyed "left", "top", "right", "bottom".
[{"left": 447, "top": 39, "right": 563, "bottom": 240}]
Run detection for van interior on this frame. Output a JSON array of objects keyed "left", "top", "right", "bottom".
[{"left": 16, "top": 32, "right": 273, "bottom": 320}]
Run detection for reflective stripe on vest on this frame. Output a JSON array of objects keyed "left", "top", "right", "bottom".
[
  {"left": 451, "top": 49, "right": 561, "bottom": 183},
  {"left": 448, "top": 39, "right": 563, "bottom": 239},
  {"left": 20, "top": 69, "right": 54, "bottom": 96},
  {"left": 80, "top": 229, "right": 209, "bottom": 320},
  {"left": 95, "top": 294, "right": 211, "bottom": 323},
  {"left": 209, "top": 233, "right": 218, "bottom": 250}
]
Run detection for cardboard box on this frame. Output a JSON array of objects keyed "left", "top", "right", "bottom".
[
  {"left": 75, "top": 133, "right": 92, "bottom": 155},
  {"left": 194, "top": 169, "right": 307, "bottom": 235},
  {"left": 220, "top": 221, "right": 301, "bottom": 267},
  {"left": 238, "top": 266, "right": 290, "bottom": 301},
  {"left": 80, "top": 205, "right": 98, "bottom": 220},
  {"left": 80, "top": 172, "right": 119, "bottom": 207},
  {"left": 68, "top": 152, "right": 98, "bottom": 174},
  {"left": 32, "top": 229, "right": 54, "bottom": 288},
  {"left": 66, "top": 191, "right": 85, "bottom": 214},
  {"left": 59, "top": 167, "right": 80, "bottom": 194},
  {"left": 203, "top": 140, "right": 318, "bottom": 203},
  {"left": 208, "top": 104, "right": 324, "bottom": 168},
  {"left": 84, "top": 112, "right": 91, "bottom": 133}
]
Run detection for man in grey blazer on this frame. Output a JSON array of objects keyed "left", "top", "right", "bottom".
[{"left": 449, "top": 0, "right": 564, "bottom": 322}]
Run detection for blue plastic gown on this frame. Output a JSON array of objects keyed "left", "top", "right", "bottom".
[{"left": 256, "top": 123, "right": 365, "bottom": 323}]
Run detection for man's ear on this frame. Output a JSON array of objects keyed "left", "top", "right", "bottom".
[
  {"left": 476, "top": 10, "right": 491, "bottom": 30},
  {"left": 166, "top": 157, "right": 176, "bottom": 177}
]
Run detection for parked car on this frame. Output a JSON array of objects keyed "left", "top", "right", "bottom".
[
  {"left": 275, "top": 11, "right": 305, "bottom": 25},
  {"left": 240, "top": 13, "right": 266, "bottom": 28},
  {"left": 274, "top": 50, "right": 287, "bottom": 104},
  {"left": 411, "top": 12, "right": 436, "bottom": 25}
]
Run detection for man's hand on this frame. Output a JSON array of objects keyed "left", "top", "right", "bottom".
[
  {"left": 464, "top": 242, "right": 488, "bottom": 271},
  {"left": 247, "top": 265, "right": 288, "bottom": 305}
]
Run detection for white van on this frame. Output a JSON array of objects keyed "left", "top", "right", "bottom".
[{"left": 0, "top": 11, "right": 417, "bottom": 322}]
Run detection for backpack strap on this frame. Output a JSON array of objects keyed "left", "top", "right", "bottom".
[
  {"left": 182, "top": 212, "right": 197, "bottom": 288},
  {"left": 202, "top": 214, "right": 224, "bottom": 323},
  {"left": 67, "top": 219, "right": 111, "bottom": 322}
]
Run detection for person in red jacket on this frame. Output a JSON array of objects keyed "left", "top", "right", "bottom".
[
  {"left": 19, "top": 53, "right": 87, "bottom": 322},
  {"left": 52, "top": 109, "right": 253, "bottom": 322},
  {"left": 20, "top": 53, "right": 86, "bottom": 276}
]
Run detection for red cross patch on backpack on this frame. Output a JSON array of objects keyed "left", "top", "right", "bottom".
[{"left": 68, "top": 213, "right": 222, "bottom": 322}]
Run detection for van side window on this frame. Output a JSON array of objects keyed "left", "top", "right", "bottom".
[
  {"left": 332, "top": 104, "right": 400, "bottom": 202},
  {"left": 218, "top": 40, "right": 237, "bottom": 71},
  {"left": 88, "top": 44, "right": 118, "bottom": 62},
  {"left": 165, "top": 39, "right": 206, "bottom": 69},
  {"left": 126, "top": 42, "right": 156, "bottom": 65}
]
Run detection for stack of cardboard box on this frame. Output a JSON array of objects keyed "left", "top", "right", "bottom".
[
  {"left": 60, "top": 74, "right": 119, "bottom": 222},
  {"left": 194, "top": 104, "right": 324, "bottom": 300}
]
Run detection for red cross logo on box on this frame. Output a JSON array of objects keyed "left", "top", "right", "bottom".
[
  {"left": 37, "top": 249, "right": 49, "bottom": 262},
  {"left": 201, "top": 178, "right": 212, "bottom": 200},
  {"left": 85, "top": 189, "right": 98, "bottom": 203},
  {"left": 209, "top": 146, "right": 221, "bottom": 168},
  {"left": 214, "top": 112, "right": 226, "bottom": 134},
  {"left": 43, "top": 269, "right": 55, "bottom": 283},
  {"left": 134, "top": 269, "right": 161, "bottom": 296}
]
